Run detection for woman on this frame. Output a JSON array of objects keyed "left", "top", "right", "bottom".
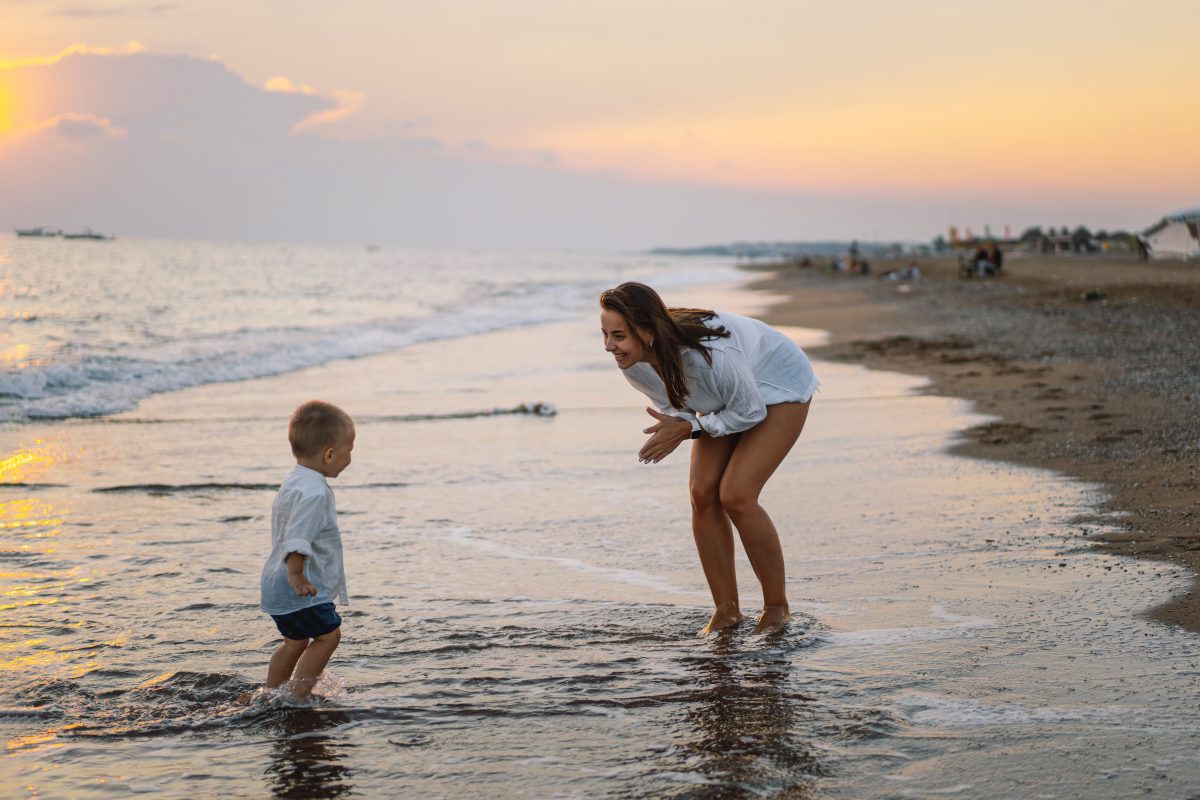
[{"left": 599, "top": 282, "right": 817, "bottom": 636}]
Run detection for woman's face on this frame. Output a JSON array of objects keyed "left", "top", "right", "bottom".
[{"left": 600, "top": 308, "right": 650, "bottom": 369}]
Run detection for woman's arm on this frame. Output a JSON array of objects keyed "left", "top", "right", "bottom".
[
  {"left": 695, "top": 348, "right": 767, "bottom": 437},
  {"left": 624, "top": 362, "right": 700, "bottom": 427}
]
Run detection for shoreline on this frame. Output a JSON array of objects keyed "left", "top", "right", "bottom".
[{"left": 747, "top": 255, "right": 1200, "bottom": 632}]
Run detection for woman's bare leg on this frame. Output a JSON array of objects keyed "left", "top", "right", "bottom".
[
  {"left": 689, "top": 432, "right": 741, "bottom": 635},
  {"left": 719, "top": 401, "right": 811, "bottom": 634}
]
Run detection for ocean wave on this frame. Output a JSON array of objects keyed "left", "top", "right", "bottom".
[
  {"left": 0, "top": 295, "right": 573, "bottom": 422},
  {"left": 0, "top": 251, "right": 739, "bottom": 422},
  {"left": 93, "top": 482, "right": 280, "bottom": 494}
]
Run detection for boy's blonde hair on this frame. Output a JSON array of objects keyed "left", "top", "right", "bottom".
[{"left": 289, "top": 400, "right": 354, "bottom": 458}]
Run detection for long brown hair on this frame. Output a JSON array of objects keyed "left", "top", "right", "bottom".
[{"left": 599, "top": 281, "right": 730, "bottom": 409}]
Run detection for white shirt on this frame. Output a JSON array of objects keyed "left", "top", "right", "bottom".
[
  {"left": 260, "top": 464, "right": 348, "bottom": 615},
  {"left": 623, "top": 312, "right": 818, "bottom": 437}
]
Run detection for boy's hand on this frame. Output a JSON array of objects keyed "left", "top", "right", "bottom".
[
  {"left": 284, "top": 551, "right": 317, "bottom": 596},
  {"left": 288, "top": 572, "right": 318, "bottom": 597}
]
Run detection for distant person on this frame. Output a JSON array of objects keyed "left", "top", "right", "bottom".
[
  {"left": 1136, "top": 236, "right": 1150, "bottom": 261},
  {"left": 260, "top": 400, "right": 355, "bottom": 700},
  {"left": 964, "top": 245, "right": 993, "bottom": 277},
  {"left": 972, "top": 246, "right": 990, "bottom": 276},
  {"left": 848, "top": 240, "right": 861, "bottom": 272},
  {"left": 599, "top": 282, "right": 818, "bottom": 636},
  {"left": 883, "top": 261, "right": 921, "bottom": 281},
  {"left": 987, "top": 243, "right": 1004, "bottom": 275}
]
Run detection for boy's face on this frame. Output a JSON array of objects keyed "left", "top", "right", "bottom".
[{"left": 322, "top": 427, "right": 355, "bottom": 478}]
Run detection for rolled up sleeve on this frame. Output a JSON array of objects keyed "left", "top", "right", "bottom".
[
  {"left": 623, "top": 363, "right": 699, "bottom": 425},
  {"left": 697, "top": 348, "right": 767, "bottom": 437},
  {"left": 279, "top": 492, "right": 327, "bottom": 561}
]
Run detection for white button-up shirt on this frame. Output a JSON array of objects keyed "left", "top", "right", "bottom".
[
  {"left": 260, "top": 464, "right": 348, "bottom": 615},
  {"left": 623, "top": 312, "right": 818, "bottom": 437}
]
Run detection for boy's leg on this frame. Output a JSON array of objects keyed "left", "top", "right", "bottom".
[
  {"left": 266, "top": 637, "right": 308, "bottom": 688},
  {"left": 289, "top": 627, "right": 341, "bottom": 698}
]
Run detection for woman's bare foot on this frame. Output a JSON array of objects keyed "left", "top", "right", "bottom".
[
  {"left": 699, "top": 605, "right": 744, "bottom": 636},
  {"left": 752, "top": 603, "right": 791, "bottom": 635}
]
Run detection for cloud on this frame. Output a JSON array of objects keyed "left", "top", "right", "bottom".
[
  {"left": 0, "top": 41, "right": 144, "bottom": 69},
  {"left": 265, "top": 78, "right": 365, "bottom": 132},
  {"left": 54, "top": 2, "right": 177, "bottom": 17},
  {"left": 263, "top": 76, "right": 316, "bottom": 94},
  {"left": 1, "top": 48, "right": 336, "bottom": 145},
  {"left": 34, "top": 112, "right": 127, "bottom": 139},
  {"left": 1, "top": 45, "right": 1159, "bottom": 248}
]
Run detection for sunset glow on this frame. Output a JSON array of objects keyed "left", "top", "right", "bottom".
[
  {"left": 531, "top": 82, "right": 1200, "bottom": 197},
  {"left": 0, "top": 88, "right": 11, "bottom": 134},
  {"left": 0, "top": 2, "right": 1196, "bottom": 244}
]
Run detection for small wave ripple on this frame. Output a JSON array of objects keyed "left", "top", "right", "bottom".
[
  {"left": 0, "top": 294, "right": 570, "bottom": 421},
  {"left": 1, "top": 604, "right": 913, "bottom": 798}
]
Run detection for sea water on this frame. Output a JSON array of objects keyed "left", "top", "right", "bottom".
[{"left": 2, "top": 236, "right": 1199, "bottom": 798}]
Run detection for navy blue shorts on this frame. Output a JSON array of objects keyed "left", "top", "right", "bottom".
[{"left": 270, "top": 602, "right": 342, "bottom": 640}]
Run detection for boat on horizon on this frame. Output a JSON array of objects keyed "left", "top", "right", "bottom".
[
  {"left": 61, "top": 228, "right": 114, "bottom": 241},
  {"left": 15, "top": 227, "right": 62, "bottom": 237}
]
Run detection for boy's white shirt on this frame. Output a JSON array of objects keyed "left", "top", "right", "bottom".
[{"left": 260, "top": 464, "right": 348, "bottom": 615}]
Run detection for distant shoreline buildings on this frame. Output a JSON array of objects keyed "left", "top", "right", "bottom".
[
  {"left": 14, "top": 227, "right": 114, "bottom": 240},
  {"left": 1142, "top": 208, "right": 1200, "bottom": 260}
]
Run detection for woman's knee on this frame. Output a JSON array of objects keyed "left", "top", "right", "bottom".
[
  {"left": 689, "top": 482, "right": 722, "bottom": 514},
  {"left": 718, "top": 481, "right": 759, "bottom": 518}
]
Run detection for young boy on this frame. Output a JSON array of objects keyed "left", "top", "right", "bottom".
[{"left": 260, "top": 400, "right": 355, "bottom": 699}]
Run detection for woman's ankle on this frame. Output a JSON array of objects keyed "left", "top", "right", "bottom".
[{"left": 699, "top": 604, "right": 744, "bottom": 636}]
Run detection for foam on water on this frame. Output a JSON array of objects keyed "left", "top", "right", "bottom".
[
  {"left": 0, "top": 238, "right": 737, "bottom": 421},
  {"left": 2, "top": 294, "right": 585, "bottom": 419},
  {"left": 442, "top": 527, "right": 690, "bottom": 595},
  {"left": 891, "top": 692, "right": 1135, "bottom": 728}
]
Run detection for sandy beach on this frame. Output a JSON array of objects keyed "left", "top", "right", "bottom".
[{"left": 750, "top": 254, "right": 1200, "bottom": 630}]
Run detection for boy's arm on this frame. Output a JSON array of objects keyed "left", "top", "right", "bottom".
[
  {"left": 279, "top": 492, "right": 327, "bottom": 597},
  {"left": 285, "top": 551, "right": 317, "bottom": 597}
]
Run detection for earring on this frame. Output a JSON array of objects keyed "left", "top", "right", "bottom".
[{"left": 649, "top": 336, "right": 655, "bottom": 347}]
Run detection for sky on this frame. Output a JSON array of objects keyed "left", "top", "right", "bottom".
[{"left": 0, "top": 0, "right": 1197, "bottom": 249}]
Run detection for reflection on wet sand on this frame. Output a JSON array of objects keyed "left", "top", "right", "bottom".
[
  {"left": 0, "top": 442, "right": 112, "bottom": 689},
  {"left": 0, "top": 493, "right": 76, "bottom": 670},
  {"left": 264, "top": 709, "right": 355, "bottom": 800},
  {"left": 675, "top": 628, "right": 825, "bottom": 797},
  {"left": 0, "top": 442, "right": 55, "bottom": 483}
]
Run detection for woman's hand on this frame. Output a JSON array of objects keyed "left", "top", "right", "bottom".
[{"left": 639, "top": 408, "right": 694, "bottom": 463}]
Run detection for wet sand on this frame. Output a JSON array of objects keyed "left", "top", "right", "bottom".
[{"left": 748, "top": 254, "right": 1200, "bottom": 631}]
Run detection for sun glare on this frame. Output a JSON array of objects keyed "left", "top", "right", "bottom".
[
  {"left": 0, "top": 85, "right": 13, "bottom": 134},
  {"left": 0, "top": 442, "right": 55, "bottom": 484}
]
